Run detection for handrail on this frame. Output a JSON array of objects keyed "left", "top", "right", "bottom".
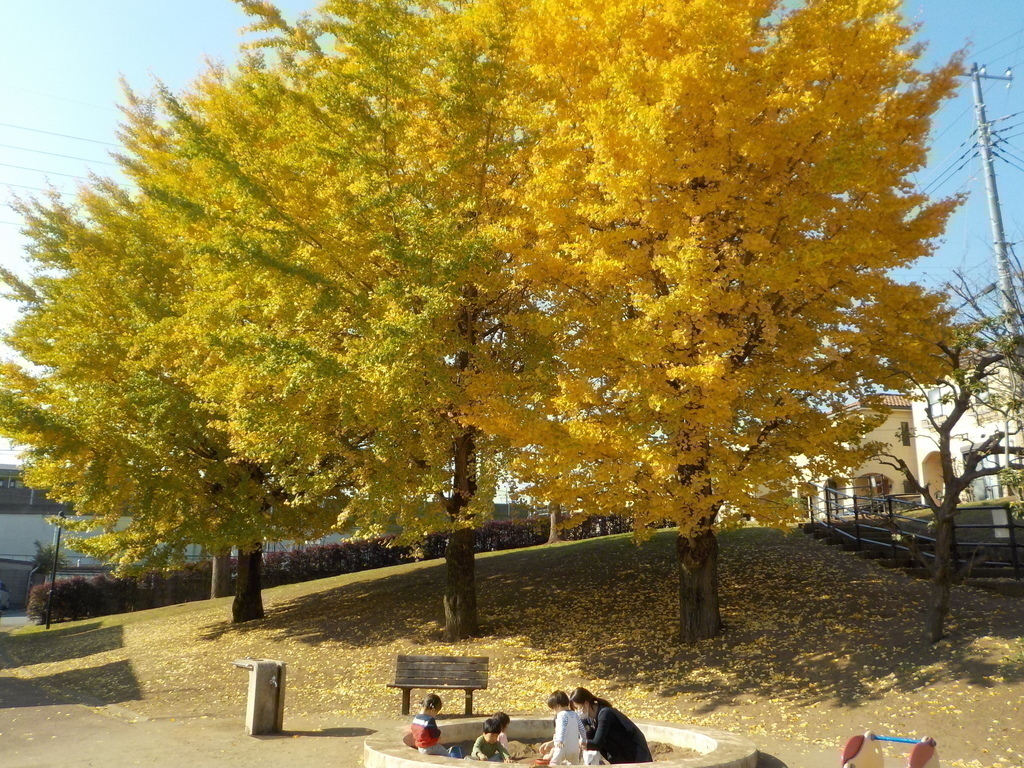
[{"left": 805, "top": 487, "right": 1022, "bottom": 580}]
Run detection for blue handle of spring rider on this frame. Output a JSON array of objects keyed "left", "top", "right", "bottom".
[{"left": 871, "top": 735, "right": 920, "bottom": 744}]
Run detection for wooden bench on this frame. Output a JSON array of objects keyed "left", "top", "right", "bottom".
[{"left": 388, "top": 654, "right": 489, "bottom": 715}]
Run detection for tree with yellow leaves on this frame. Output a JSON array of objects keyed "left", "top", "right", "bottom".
[
  {"left": 0, "top": 0, "right": 962, "bottom": 646},
  {"left": 91, "top": 0, "right": 542, "bottom": 640},
  {"left": 504, "top": 0, "right": 961, "bottom": 641},
  {"left": 0, "top": 176, "right": 345, "bottom": 624}
]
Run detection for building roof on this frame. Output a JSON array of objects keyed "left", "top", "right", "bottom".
[
  {"left": 878, "top": 394, "right": 913, "bottom": 408},
  {"left": 846, "top": 393, "right": 913, "bottom": 411}
]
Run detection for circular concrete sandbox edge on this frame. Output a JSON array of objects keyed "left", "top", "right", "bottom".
[{"left": 364, "top": 717, "right": 759, "bottom": 768}]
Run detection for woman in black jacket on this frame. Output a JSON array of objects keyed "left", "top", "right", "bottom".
[{"left": 569, "top": 687, "right": 653, "bottom": 764}]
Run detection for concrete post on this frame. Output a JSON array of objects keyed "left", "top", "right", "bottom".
[{"left": 231, "top": 658, "right": 286, "bottom": 735}]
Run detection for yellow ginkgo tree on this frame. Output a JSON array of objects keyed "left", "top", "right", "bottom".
[
  {"left": 505, "top": 0, "right": 961, "bottom": 641},
  {"left": 0, "top": 182, "right": 344, "bottom": 623},
  {"left": 1, "top": 0, "right": 964, "bottom": 646},
  {"left": 100, "top": 0, "right": 543, "bottom": 640}
]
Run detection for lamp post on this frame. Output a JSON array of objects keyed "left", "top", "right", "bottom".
[{"left": 44, "top": 511, "right": 65, "bottom": 630}]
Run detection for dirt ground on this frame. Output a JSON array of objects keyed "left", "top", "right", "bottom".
[{"left": 1, "top": 528, "right": 1022, "bottom": 768}]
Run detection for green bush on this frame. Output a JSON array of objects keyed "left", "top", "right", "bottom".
[{"left": 30, "top": 515, "right": 631, "bottom": 623}]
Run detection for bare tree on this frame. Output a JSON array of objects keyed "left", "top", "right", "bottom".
[{"left": 879, "top": 334, "right": 1022, "bottom": 642}]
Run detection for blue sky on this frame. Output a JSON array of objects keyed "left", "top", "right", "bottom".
[
  {"left": 0, "top": 1, "right": 1022, "bottom": 409},
  {"left": 2, "top": 1, "right": 1021, "bottom": 295},
  {"left": 901, "top": 0, "right": 1024, "bottom": 293}
]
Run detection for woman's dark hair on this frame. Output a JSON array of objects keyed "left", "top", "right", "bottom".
[
  {"left": 421, "top": 693, "right": 443, "bottom": 711},
  {"left": 569, "top": 687, "right": 612, "bottom": 710},
  {"left": 482, "top": 717, "right": 502, "bottom": 734},
  {"left": 492, "top": 712, "right": 510, "bottom": 729},
  {"left": 547, "top": 690, "right": 570, "bottom": 709}
]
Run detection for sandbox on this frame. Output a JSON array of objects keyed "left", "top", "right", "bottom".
[{"left": 363, "top": 717, "right": 759, "bottom": 768}]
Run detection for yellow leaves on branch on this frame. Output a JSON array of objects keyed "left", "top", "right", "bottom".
[{"left": 0, "top": 0, "right": 962, "bottom": 554}]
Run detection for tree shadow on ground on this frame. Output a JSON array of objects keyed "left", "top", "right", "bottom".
[
  {"left": 0, "top": 659, "right": 141, "bottom": 707},
  {"left": 192, "top": 527, "right": 1024, "bottom": 721},
  {"left": 3, "top": 624, "right": 124, "bottom": 666},
  {"left": 546, "top": 529, "right": 1024, "bottom": 715},
  {"left": 200, "top": 564, "right": 448, "bottom": 646},
  {"left": 278, "top": 727, "right": 376, "bottom": 738}
]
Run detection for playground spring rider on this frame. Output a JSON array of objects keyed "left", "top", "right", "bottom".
[{"left": 841, "top": 731, "right": 939, "bottom": 768}]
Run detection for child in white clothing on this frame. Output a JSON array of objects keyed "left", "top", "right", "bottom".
[{"left": 539, "top": 691, "right": 586, "bottom": 765}]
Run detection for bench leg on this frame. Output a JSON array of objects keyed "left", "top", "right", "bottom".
[
  {"left": 464, "top": 689, "right": 473, "bottom": 716},
  {"left": 402, "top": 688, "right": 412, "bottom": 716}
]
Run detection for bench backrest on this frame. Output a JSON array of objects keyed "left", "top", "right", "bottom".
[{"left": 394, "top": 655, "right": 489, "bottom": 688}]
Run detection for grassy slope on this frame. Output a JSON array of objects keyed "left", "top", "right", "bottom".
[{"left": 2, "top": 528, "right": 1023, "bottom": 768}]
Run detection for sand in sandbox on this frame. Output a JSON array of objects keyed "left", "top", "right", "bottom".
[{"left": 449, "top": 739, "right": 700, "bottom": 763}]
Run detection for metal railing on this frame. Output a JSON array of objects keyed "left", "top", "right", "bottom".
[{"left": 806, "top": 485, "right": 1023, "bottom": 581}]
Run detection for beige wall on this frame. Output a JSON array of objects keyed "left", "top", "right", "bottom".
[{"left": 851, "top": 409, "right": 917, "bottom": 495}]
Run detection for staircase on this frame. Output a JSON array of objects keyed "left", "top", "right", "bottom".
[{"left": 801, "top": 486, "right": 1024, "bottom": 582}]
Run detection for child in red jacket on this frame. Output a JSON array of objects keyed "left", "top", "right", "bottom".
[{"left": 411, "top": 694, "right": 448, "bottom": 756}]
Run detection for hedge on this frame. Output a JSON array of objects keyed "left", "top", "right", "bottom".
[{"left": 30, "top": 514, "right": 633, "bottom": 623}]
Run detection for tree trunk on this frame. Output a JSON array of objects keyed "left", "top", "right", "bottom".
[
  {"left": 676, "top": 526, "right": 722, "bottom": 643},
  {"left": 210, "top": 549, "right": 232, "bottom": 599},
  {"left": 925, "top": 516, "right": 956, "bottom": 643},
  {"left": 443, "top": 426, "right": 479, "bottom": 641},
  {"left": 444, "top": 526, "right": 477, "bottom": 641},
  {"left": 232, "top": 543, "right": 264, "bottom": 623},
  {"left": 547, "top": 503, "right": 562, "bottom": 544}
]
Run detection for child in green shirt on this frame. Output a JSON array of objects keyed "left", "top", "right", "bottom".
[{"left": 471, "top": 717, "right": 511, "bottom": 762}]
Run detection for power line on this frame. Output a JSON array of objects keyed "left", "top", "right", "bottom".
[
  {"left": 929, "top": 102, "right": 975, "bottom": 146},
  {"left": 996, "top": 130, "right": 1024, "bottom": 142},
  {"left": 971, "top": 26, "right": 1024, "bottom": 59},
  {"left": 0, "top": 143, "right": 116, "bottom": 167},
  {"left": 994, "top": 119, "right": 1024, "bottom": 136},
  {"left": 995, "top": 143, "right": 1024, "bottom": 166},
  {"left": 0, "top": 84, "right": 117, "bottom": 113},
  {"left": 0, "top": 122, "right": 117, "bottom": 148},
  {"left": 1, "top": 181, "right": 56, "bottom": 193},
  {"left": 992, "top": 148, "right": 1024, "bottom": 174},
  {"left": 0, "top": 162, "right": 87, "bottom": 180},
  {"left": 919, "top": 140, "right": 979, "bottom": 189},
  {"left": 992, "top": 110, "right": 1024, "bottom": 125},
  {"left": 952, "top": 169, "right": 982, "bottom": 197},
  {"left": 922, "top": 151, "right": 979, "bottom": 195}
]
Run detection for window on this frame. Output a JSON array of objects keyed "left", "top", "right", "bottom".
[
  {"left": 969, "top": 452, "right": 1004, "bottom": 500},
  {"left": 900, "top": 421, "right": 911, "bottom": 447},
  {"left": 860, "top": 473, "right": 892, "bottom": 496},
  {"left": 926, "top": 388, "right": 953, "bottom": 419}
]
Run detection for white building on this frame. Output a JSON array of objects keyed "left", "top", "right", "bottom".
[{"left": 805, "top": 387, "right": 1019, "bottom": 506}]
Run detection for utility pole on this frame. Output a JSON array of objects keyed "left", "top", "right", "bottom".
[
  {"left": 970, "top": 62, "right": 1016, "bottom": 327},
  {"left": 970, "top": 62, "right": 1016, "bottom": 495},
  {"left": 44, "top": 511, "right": 65, "bottom": 630}
]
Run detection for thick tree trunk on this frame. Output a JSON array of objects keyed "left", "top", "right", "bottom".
[
  {"left": 676, "top": 527, "right": 722, "bottom": 643},
  {"left": 210, "top": 549, "right": 232, "bottom": 599},
  {"left": 547, "top": 503, "right": 562, "bottom": 544},
  {"left": 444, "top": 527, "right": 477, "bottom": 641},
  {"left": 232, "top": 544, "right": 264, "bottom": 623},
  {"left": 925, "top": 516, "right": 956, "bottom": 643},
  {"left": 443, "top": 426, "right": 478, "bottom": 641}
]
